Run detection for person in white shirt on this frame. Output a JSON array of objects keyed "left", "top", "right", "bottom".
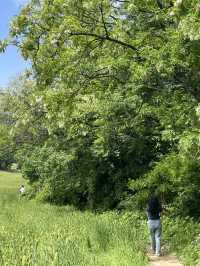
[{"left": 19, "top": 185, "right": 25, "bottom": 196}]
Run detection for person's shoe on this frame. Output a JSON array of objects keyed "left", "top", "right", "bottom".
[{"left": 156, "top": 253, "right": 161, "bottom": 257}]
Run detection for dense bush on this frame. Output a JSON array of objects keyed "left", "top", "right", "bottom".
[
  {"left": 129, "top": 131, "right": 200, "bottom": 218},
  {"left": 20, "top": 147, "right": 78, "bottom": 204},
  {"left": 0, "top": 125, "right": 14, "bottom": 170},
  {"left": 162, "top": 216, "right": 200, "bottom": 266}
]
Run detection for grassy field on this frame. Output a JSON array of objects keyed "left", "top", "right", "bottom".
[
  {"left": 0, "top": 171, "right": 148, "bottom": 266},
  {"left": 2, "top": 171, "right": 200, "bottom": 266},
  {"left": 0, "top": 171, "right": 24, "bottom": 201}
]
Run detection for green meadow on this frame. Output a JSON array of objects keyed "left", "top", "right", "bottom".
[
  {"left": 0, "top": 171, "right": 148, "bottom": 266},
  {"left": 1, "top": 171, "right": 200, "bottom": 266}
]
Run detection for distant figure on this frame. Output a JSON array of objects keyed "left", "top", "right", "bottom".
[
  {"left": 19, "top": 185, "right": 26, "bottom": 196},
  {"left": 147, "top": 195, "right": 162, "bottom": 256}
]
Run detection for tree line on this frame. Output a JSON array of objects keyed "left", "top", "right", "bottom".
[{"left": 1, "top": 0, "right": 200, "bottom": 217}]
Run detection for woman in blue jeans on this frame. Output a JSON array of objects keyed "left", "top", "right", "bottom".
[{"left": 147, "top": 196, "right": 162, "bottom": 256}]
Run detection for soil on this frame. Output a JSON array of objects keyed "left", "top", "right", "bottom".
[{"left": 148, "top": 254, "right": 182, "bottom": 266}]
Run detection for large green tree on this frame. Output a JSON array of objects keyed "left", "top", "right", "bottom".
[{"left": 2, "top": 0, "right": 200, "bottom": 212}]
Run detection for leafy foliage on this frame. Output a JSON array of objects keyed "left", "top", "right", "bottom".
[
  {"left": 0, "top": 93, "right": 15, "bottom": 170},
  {"left": 2, "top": 0, "right": 200, "bottom": 213}
]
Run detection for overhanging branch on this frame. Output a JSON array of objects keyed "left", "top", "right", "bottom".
[{"left": 69, "top": 31, "right": 139, "bottom": 52}]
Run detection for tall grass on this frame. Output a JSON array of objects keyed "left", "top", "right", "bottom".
[
  {"left": 162, "top": 217, "right": 200, "bottom": 266},
  {"left": 3, "top": 170, "right": 200, "bottom": 266},
  {"left": 0, "top": 171, "right": 148, "bottom": 266}
]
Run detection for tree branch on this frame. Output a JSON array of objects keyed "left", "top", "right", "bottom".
[
  {"left": 69, "top": 32, "right": 139, "bottom": 52},
  {"left": 99, "top": 1, "right": 109, "bottom": 37}
]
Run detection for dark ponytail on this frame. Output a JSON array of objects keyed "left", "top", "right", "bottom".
[{"left": 147, "top": 196, "right": 161, "bottom": 213}]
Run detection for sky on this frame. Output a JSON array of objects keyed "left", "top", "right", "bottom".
[{"left": 0, "top": 0, "right": 29, "bottom": 88}]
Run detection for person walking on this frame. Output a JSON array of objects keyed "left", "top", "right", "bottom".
[{"left": 147, "top": 195, "right": 162, "bottom": 256}]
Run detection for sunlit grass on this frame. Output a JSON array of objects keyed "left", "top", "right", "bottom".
[
  {"left": 0, "top": 171, "right": 24, "bottom": 202},
  {"left": 0, "top": 170, "right": 23, "bottom": 189},
  {"left": 0, "top": 171, "right": 148, "bottom": 266}
]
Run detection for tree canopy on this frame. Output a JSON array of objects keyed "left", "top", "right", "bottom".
[{"left": 1, "top": 0, "right": 200, "bottom": 214}]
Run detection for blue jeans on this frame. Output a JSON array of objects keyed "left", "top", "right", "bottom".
[{"left": 147, "top": 219, "right": 161, "bottom": 255}]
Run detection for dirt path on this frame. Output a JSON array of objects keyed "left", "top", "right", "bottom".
[{"left": 148, "top": 254, "right": 182, "bottom": 266}]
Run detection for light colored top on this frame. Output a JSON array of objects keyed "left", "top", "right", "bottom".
[{"left": 19, "top": 187, "right": 25, "bottom": 194}]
